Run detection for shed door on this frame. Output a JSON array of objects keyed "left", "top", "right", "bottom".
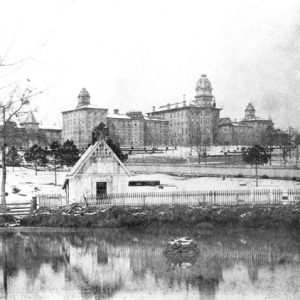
[{"left": 96, "top": 182, "right": 107, "bottom": 198}]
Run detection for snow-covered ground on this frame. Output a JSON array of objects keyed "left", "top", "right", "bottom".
[
  {"left": 129, "top": 146, "right": 297, "bottom": 167},
  {"left": 2, "top": 167, "right": 68, "bottom": 203},
  {"left": 129, "top": 146, "right": 241, "bottom": 159},
  {"left": 129, "top": 173, "right": 300, "bottom": 192},
  {"left": 1, "top": 167, "right": 299, "bottom": 203}
]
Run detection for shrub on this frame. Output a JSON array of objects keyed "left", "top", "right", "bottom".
[
  {"left": 12, "top": 186, "right": 20, "bottom": 194},
  {"left": 236, "top": 174, "right": 244, "bottom": 178},
  {"left": 261, "top": 175, "right": 269, "bottom": 179}
]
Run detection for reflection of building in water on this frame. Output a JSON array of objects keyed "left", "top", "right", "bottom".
[
  {"left": 68, "top": 241, "right": 130, "bottom": 287},
  {"left": 1, "top": 233, "right": 300, "bottom": 300},
  {"left": 65, "top": 239, "right": 222, "bottom": 299},
  {"left": 63, "top": 239, "right": 300, "bottom": 300}
]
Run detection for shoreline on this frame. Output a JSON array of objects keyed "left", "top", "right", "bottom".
[{"left": 3, "top": 204, "right": 298, "bottom": 230}]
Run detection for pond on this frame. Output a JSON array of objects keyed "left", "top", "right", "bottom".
[{"left": 0, "top": 227, "right": 299, "bottom": 299}]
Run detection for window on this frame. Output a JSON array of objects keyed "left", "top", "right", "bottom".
[{"left": 96, "top": 182, "right": 107, "bottom": 198}]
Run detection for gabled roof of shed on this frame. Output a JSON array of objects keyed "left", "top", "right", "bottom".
[{"left": 67, "top": 139, "right": 131, "bottom": 178}]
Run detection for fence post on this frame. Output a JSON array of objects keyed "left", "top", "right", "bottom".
[{"left": 30, "top": 196, "right": 37, "bottom": 213}]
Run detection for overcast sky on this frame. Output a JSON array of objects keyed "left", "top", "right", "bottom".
[{"left": 0, "top": 0, "right": 300, "bottom": 129}]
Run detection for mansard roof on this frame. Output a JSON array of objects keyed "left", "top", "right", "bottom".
[
  {"left": 78, "top": 87, "right": 90, "bottom": 100},
  {"left": 195, "top": 74, "right": 213, "bottom": 94},
  {"left": 245, "top": 103, "right": 255, "bottom": 111}
]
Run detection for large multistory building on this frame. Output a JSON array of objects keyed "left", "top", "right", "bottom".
[
  {"left": 0, "top": 111, "right": 62, "bottom": 149},
  {"left": 107, "top": 110, "right": 168, "bottom": 147},
  {"left": 62, "top": 89, "right": 169, "bottom": 149},
  {"left": 147, "top": 74, "right": 221, "bottom": 146},
  {"left": 62, "top": 88, "right": 108, "bottom": 150},
  {"left": 217, "top": 103, "right": 273, "bottom": 145},
  {"left": 61, "top": 75, "right": 274, "bottom": 148},
  {"left": 20, "top": 111, "right": 62, "bottom": 147}
]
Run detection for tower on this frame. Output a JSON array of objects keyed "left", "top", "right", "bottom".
[
  {"left": 77, "top": 88, "right": 91, "bottom": 108},
  {"left": 194, "top": 74, "right": 214, "bottom": 106},
  {"left": 20, "top": 111, "right": 39, "bottom": 132},
  {"left": 245, "top": 103, "right": 255, "bottom": 120}
]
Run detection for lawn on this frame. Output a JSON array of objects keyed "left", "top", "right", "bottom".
[{"left": 1, "top": 167, "right": 298, "bottom": 204}]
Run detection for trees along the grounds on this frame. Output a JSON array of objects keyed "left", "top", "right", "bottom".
[
  {"left": 295, "top": 134, "right": 300, "bottom": 167},
  {"left": 191, "top": 126, "right": 203, "bottom": 164},
  {"left": 24, "top": 144, "right": 48, "bottom": 175},
  {"left": 6, "top": 146, "right": 22, "bottom": 171},
  {"left": 202, "top": 136, "right": 210, "bottom": 165},
  {"left": 49, "top": 141, "right": 63, "bottom": 186},
  {"left": 261, "top": 125, "right": 276, "bottom": 166},
  {"left": 191, "top": 126, "right": 210, "bottom": 164},
  {"left": 270, "top": 128, "right": 293, "bottom": 167},
  {"left": 242, "top": 144, "right": 270, "bottom": 186},
  {"left": 0, "top": 92, "right": 33, "bottom": 208},
  {"left": 61, "top": 140, "right": 79, "bottom": 170},
  {"left": 0, "top": 41, "right": 46, "bottom": 208},
  {"left": 91, "top": 122, "right": 109, "bottom": 144},
  {"left": 91, "top": 122, "right": 128, "bottom": 162},
  {"left": 106, "top": 138, "right": 128, "bottom": 162}
]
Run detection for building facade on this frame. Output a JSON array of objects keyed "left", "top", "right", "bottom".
[
  {"left": 217, "top": 103, "right": 273, "bottom": 145},
  {"left": 61, "top": 76, "right": 275, "bottom": 148},
  {"left": 62, "top": 88, "right": 108, "bottom": 150},
  {"left": 62, "top": 89, "right": 169, "bottom": 148},
  {"left": 63, "top": 140, "right": 131, "bottom": 203},
  {"left": 148, "top": 75, "right": 221, "bottom": 146},
  {"left": 107, "top": 110, "right": 169, "bottom": 147},
  {"left": 0, "top": 111, "right": 62, "bottom": 150}
]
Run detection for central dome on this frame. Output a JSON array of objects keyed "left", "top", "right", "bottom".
[
  {"left": 245, "top": 103, "right": 255, "bottom": 111},
  {"left": 195, "top": 74, "right": 213, "bottom": 97},
  {"left": 77, "top": 87, "right": 91, "bottom": 108},
  {"left": 78, "top": 88, "right": 90, "bottom": 100}
]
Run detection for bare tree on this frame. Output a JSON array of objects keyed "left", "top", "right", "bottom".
[
  {"left": 261, "top": 125, "right": 275, "bottom": 166},
  {"left": 0, "top": 41, "right": 47, "bottom": 209},
  {"left": 0, "top": 85, "right": 34, "bottom": 209}
]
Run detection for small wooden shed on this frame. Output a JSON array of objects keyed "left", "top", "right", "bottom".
[{"left": 63, "top": 140, "right": 131, "bottom": 203}]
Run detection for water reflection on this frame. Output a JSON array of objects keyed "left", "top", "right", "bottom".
[{"left": 0, "top": 228, "right": 299, "bottom": 299}]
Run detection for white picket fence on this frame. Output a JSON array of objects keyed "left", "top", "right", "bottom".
[
  {"left": 83, "top": 189, "right": 296, "bottom": 207},
  {"left": 38, "top": 193, "right": 64, "bottom": 208},
  {"left": 38, "top": 189, "right": 300, "bottom": 208}
]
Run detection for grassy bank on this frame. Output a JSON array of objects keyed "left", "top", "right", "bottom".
[{"left": 16, "top": 204, "right": 300, "bottom": 229}]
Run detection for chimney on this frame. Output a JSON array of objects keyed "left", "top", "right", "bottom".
[
  {"left": 167, "top": 103, "right": 170, "bottom": 110},
  {"left": 183, "top": 100, "right": 186, "bottom": 107},
  {"left": 114, "top": 109, "right": 119, "bottom": 114},
  {"left": 152, "top": 106, "right": 155, "bottom": 112}
]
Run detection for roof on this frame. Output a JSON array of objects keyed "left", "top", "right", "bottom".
[
  {"left": 195, "top": 74, "right": 213, "bottom": 96},
  {"left": 107, "top": 113, "right": 131, "bottom": 119},
  {"left": 150, "top": 101, "right": 221, "bottom": 114},
  {"left": 144, "top": 116, "right": 168, "bottom": 122},
  {"left": 245, "top": 103, "right": 255, "bottom": 111},
  {"left": 232, "top": 122, "right": 251, "bottom": 127},
  {"left": 107, "top": 112, "right": 168, "bottom": 122},
  {"left": 219, "top": 118, "right": 232, "bottom": 126},
  {"left": 242, "top": 117, "right": 272, "bottom": 122},
  {"left": 39, "top": 125, "right": 62, "bottom": 131},
  {"left": 63, "top": 140, "right": 131, "bottom": 188},
  {"left": 78, "top": 88, "right": 90, "bottom": 99},
  {"left": 21, "top": 111, "right": 39, "bottom": 125},
  {"left": 62, "top": 104, "right": 108, "bottom": 113}
]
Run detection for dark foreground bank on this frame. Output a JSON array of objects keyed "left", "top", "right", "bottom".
[{"left": 1, "top": 204, "right": 296, "bottom": 229}]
